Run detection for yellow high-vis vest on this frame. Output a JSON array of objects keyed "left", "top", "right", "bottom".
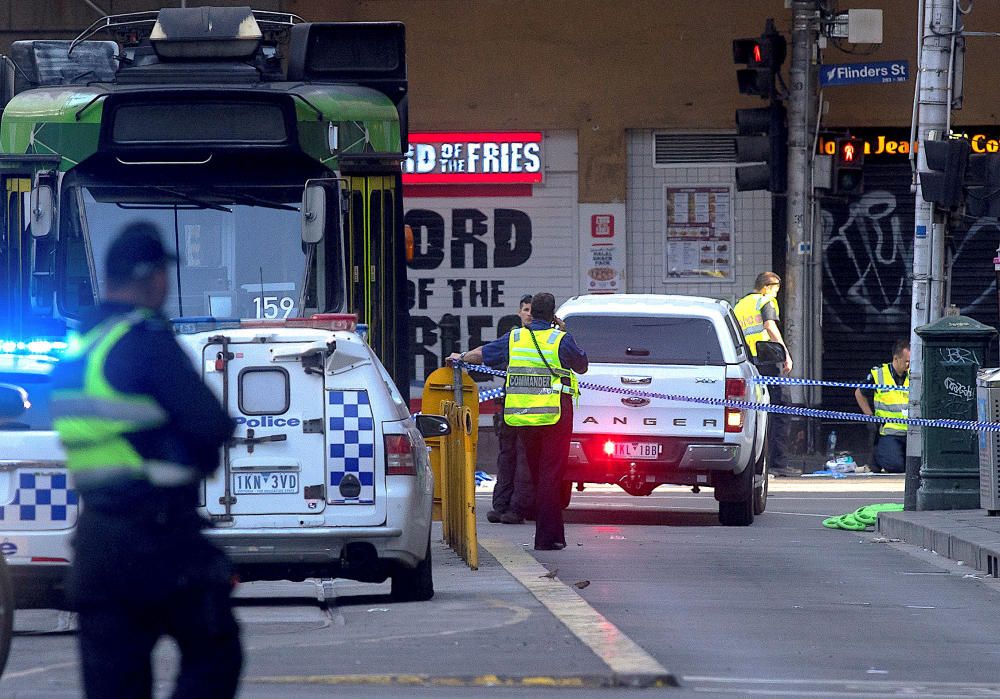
[
  {"left": 870, "top": 363, "right": 909, "bottom": 436},
  {"left": 734, "top": 292, "right": 780, "bottom": 356},
  {"left": 50, "top": 311, "right": 169, "bottom": 473},
  {"left": 504, "top": 327, "right": 576, "bottom": 427}
]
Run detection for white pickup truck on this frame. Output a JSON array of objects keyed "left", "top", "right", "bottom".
[{"left": 558, "top": 294, "right": 785, "bottom": 526}]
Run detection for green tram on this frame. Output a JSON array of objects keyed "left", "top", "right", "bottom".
[{"left": 0, "top": 6, "right": 410, "bottom": 398}]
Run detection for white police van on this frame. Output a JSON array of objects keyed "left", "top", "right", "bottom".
[
  {"left": 0, "top": 317, "right": 447, "bottom": 607},
  {"left": 558, "top": 294, "right": 784, "bottom": 526}
]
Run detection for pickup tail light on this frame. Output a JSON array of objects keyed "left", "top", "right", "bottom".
[
  {"left": 385, "top": 433, "right": 417, "bottom": 475},
  {"left": 724, "top": 378, "right": 746, "bottom": 433}
]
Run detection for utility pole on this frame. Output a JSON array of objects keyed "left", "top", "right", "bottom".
[
  {"left": 783, "top": 1, "right": 817, "bottom": 406},
  {"left": 906, "top": 0, "right": 957, "bottom": 510}
]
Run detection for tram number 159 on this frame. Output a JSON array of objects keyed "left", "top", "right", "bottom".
[{"left": 253, "top": 295, "right": 295, "bottom": 319}]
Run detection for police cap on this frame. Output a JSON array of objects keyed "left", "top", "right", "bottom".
[{"left": 105, "top": 222, "right": 177, "bottom": 283}]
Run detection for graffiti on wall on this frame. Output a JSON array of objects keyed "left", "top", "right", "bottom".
[
  {"left": 822, "top": 188, "right": 999, "bottom": 334},
  {"left": 822, "top": 190, "right": 911, "bottom": 334},
  {"left": 405, "top": 207, "right": 533, "bottom": 382}
]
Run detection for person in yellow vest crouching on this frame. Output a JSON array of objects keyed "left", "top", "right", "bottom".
[
  {"left": 854, "top": 339, "right": 910, "bottom": 473},
  {"left": 451, "top": 293, "right": 588, "bottom": 551}
]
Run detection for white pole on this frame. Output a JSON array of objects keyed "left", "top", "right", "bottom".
[{"left": 906, "top": 0, "right": 956, "bottom": 509}]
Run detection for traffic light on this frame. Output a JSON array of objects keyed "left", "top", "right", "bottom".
[
  {"left": 920, "top": 137, "right": 970, "bottom": 210},
  {"left": 732, "top": 19, "right": 787, "bottom": 99},
  {"left": 965, "top": 152, "right": 1000, "bottom": 218},
  {"left": 832, "top": 136, "right": 865, "bottom": 195},
  {"left": 735, "top": 103, "right": 787, "bottom": 192}
]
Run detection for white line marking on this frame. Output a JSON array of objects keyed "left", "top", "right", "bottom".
[{"left": 480, "top": 538, "right": 672, "bottom": 679}]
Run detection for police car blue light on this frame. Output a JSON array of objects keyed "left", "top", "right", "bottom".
[
  {"left": 171, "top": 317, "right": 242, "bottom": 334},
  {"left": 0, "top": 337, "right": 70, "bottom": 359}
]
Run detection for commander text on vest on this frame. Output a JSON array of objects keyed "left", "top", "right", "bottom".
[{"left": 51, "top": 223, "right": 242, "bottom": 698}]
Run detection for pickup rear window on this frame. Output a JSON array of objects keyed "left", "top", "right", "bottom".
[{"left": 563, "top": 314, "right": 724, "bottom": 365}]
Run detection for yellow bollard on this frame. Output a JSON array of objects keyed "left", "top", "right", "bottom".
[{"left": 421, "top": 368, "right": 479, "bottom": 568}]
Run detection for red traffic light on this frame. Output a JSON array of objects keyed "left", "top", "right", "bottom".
[{"left": 733, "top": 35, "right": 785, "bottom": 67}]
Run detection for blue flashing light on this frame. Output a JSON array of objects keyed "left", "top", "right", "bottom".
[
  {"left": 0, "top": 336, "right": 71, "bottom": 360},
  {"left": 171, "top": 317, "right": 242, "bottom": 335}
]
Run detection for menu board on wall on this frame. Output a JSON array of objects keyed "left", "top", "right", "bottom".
[{"left": 663, "top": 185, "right": 734, "bottom": 282}]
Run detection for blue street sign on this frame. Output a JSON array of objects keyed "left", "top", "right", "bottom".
[{"left": 820, "top": 60, "right": 909, "bottom": 87}]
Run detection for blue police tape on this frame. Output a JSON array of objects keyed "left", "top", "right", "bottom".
[
  {"left": 479, "top": 386, "right": 506, "bottom": 402},
  {"left": 457, "top": 361, "right": 1000, "bottom": 434},
  {"left": 752, "top": 375, "right": 909, "bottom": 392}
]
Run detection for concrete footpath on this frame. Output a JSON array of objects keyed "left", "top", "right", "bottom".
[{"left": 878, "top": 507, "right": 1000, "bottom": 578}]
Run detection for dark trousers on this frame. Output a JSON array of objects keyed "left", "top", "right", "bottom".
[
  {"left": 78, "top": 582, "right": 242, "bottom": 699},
  {"left": 70, "top": 497, "right": 242, "bottom": 699},
  {"left": 874, "top": 433, "right": 906, "bottom": 473},
  {"left": 762, "top": 372, "right": 788, "bottom": 468},
  {"left": 517, "top": 398, "right": 573, "bottom": 548},
  {"left": 492, "top": 412, "right": 536, "bottom": 517}
]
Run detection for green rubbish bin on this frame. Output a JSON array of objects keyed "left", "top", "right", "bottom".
[{"left": 915, "top": 314, "right": 997, "bottom": 510}]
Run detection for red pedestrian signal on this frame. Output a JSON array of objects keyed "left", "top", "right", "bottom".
[
  {"left": 832, "top": 136, "right": 865, "bottom": 195},
  {"left": 841, "top": 141, "right": 857, "bottom": 163}
]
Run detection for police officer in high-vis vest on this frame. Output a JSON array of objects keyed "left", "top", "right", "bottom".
[
  {"left": 733, "top": 271, "right": 792, "bottom": 376},
  {"left": 50, "top": 223, "right": 241, "bottom": 698},
  {"left": 735, "top": 271, "right": 794, "bottom": 473},
  {"left": 452, "top": 293, "right": 587, "bottom": 550},
  {"left": 854, "top": 339, "right": 910, "bottom": 473}
]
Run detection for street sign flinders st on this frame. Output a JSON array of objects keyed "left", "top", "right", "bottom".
[{"left": 819, "top": 60, "right": 909, "bottom": 87}]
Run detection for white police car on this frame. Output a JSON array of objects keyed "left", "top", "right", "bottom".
[{"left": 0, "top": 316, "right": 448, "bottom": 607}]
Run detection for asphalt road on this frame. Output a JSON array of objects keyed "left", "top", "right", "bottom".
[{"left": 4, "top": 475, "right": 1000, "bottom": 697}]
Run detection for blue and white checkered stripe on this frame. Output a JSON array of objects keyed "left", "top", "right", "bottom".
[
  {"left": 327, "top": 390, "right": 376, "bottom": 504},
  {"left": 0, "top": 472, "right": 79, "bottom": 528}
]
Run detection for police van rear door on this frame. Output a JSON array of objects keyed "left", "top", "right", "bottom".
[{"left": 202, "top": 336, "right": 327, "bottom": 518}]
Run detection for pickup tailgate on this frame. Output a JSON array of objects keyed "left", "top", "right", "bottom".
[
  {"left": 576, "top": 362, "right": 727, "bottom": 438},
  {"left": 564, "top": 312, "right": 730, "bottom": 440}
]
